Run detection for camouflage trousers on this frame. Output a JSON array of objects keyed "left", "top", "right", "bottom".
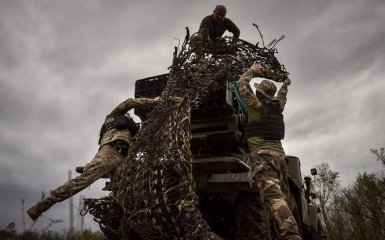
[
  {"left": 49, "top": 144, "right": 123, "bottom": 202},
  {"left": 235, "top": 149, "right": 301, "bottom": 240}
]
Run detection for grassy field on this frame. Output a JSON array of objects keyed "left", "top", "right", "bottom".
[{"left": 0, "top": 229, "right": 103, "bottom": 240}]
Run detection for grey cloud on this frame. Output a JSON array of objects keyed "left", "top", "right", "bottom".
[{"left": 294, "top": 1, "right": 385, "bottom": 84}]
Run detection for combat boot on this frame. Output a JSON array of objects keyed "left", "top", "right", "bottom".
[{"left": 27, "top": 196, "right": 57, "bottom": 221}]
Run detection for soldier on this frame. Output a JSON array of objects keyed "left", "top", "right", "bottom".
[
  {"left": 190, "top": 5, "right": 240, "bottom": 50},
  {"left": 27, "top": 97, "right": 161, "bottom": 221},
  {"left": 236, "top": 63, "right": 301, "bottom": 240}
]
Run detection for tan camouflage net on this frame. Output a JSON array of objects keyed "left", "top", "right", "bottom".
[
  {"left": 85, "top": 26, "right": 288, "bottom": 239},
  {"left": 112, "top": 67, "right": 228, "bottom": 240}
]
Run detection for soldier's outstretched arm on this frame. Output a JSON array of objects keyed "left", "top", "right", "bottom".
[
  {"left": 198, "top": 16, "right": 210, "bottom": 41},
  {"left": 227, "top": 18, "right": 240, "bottom": 41},
  {"left": 276, "top": 78, "right": 291, "bottom": 111},
  {"left": 107, "top": 97, "right": 160, "bottom": 117},
  {"left": 237, "top": 64, "right": 263, "bottom": 109}
]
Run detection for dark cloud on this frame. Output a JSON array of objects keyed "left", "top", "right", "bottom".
[
  {"left": 292, "top": 0, "right": 385, "bottom": 84},
  {"left": 1, "top": 0, "right": 384, "bottom": 232}
]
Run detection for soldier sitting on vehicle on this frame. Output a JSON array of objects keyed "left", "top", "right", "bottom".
[
  {"left": 27, "top": 97, "right": 161, "bottom": 221},
  {"left": 236, "top": 63, "right": 302, "bottom": 240},
  {"left": 190, "top": 5, "right": 240, "bottom": 57}
]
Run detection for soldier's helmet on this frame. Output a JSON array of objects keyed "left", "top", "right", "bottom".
[{"left": 254, "top": 79, "right": 277, "bottom": 99}]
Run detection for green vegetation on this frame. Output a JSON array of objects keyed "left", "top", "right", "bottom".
[{"left": 312, "top": 147, "right": 385, "bottom": 240}]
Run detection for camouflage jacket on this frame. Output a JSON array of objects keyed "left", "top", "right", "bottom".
[
  {"left": 99, "top": 98, "right": 156, "bottom": 146},
  {"left": 237, "top": 68, "right": 289, "bottom": 154}
]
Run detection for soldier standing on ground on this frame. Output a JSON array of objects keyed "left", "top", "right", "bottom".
[
  {"left": 27, "top": 97, "right": 161, "bottom": 221},
  {"left": 190, "top": 5, "right": 240, "bottom": 50},
  {"left": 236, "top": 63, "right": 302, "bottom": 240}
]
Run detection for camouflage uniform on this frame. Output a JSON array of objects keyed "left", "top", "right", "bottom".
[
  {"left": 235, "top": 68, "right": 301, "bottom": 240},
  {"left": 27, "top": 98, "right": 157, "bottom": 221}
]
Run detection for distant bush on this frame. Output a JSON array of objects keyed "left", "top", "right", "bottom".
[
  {"left": 0, "top": 229, "right": 16, "bottom": 240},
  {"left": 18, "top": 230, "right": 66, "bottom": 240},
  {"left": 69, "top": 229, "right": 104, "bottom": 240}
]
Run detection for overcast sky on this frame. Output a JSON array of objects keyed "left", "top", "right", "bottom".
[{"left": 1, "top": 0, "right": 384, "bottom": 233}]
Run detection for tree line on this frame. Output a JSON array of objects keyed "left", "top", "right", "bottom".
[{"left": 312, "top": 148, "right": 385, "bottom": 240}]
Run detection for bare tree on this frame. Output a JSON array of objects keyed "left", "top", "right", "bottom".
[
  {"left": 311, "top": 163, "right": 340, "bottom": 235},
  {"left": 370, "top": 147, "right": 385, "bottom": 166}
]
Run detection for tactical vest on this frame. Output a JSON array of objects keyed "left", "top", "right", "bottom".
[
  {"left": 98, "top": 115, "right": 140, "bottom": 144},
  {"left": 244, "top": 99, "right": 285, "bottom": 140}
]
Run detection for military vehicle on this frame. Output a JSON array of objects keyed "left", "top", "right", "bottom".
[
  {"left": 78, "top": 34, "right": 325, "bottom": 239},
  {"left": 133, "top": 71, "right": 326, "bottom": 240}
]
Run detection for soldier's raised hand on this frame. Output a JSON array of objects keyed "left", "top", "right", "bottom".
[
  {"left": 250, "top": 62, "right": 264, "bottom": 75},
  {"left": 283, "top": 77, "right": 291, "bottom": 86}
]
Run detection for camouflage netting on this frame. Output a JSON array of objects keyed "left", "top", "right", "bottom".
[
  {"left": 84, "top": 26, "right": 288, "bottom": 239},
  {"left": 81, "top": 197, "right": 123, "bottom": 240}
]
